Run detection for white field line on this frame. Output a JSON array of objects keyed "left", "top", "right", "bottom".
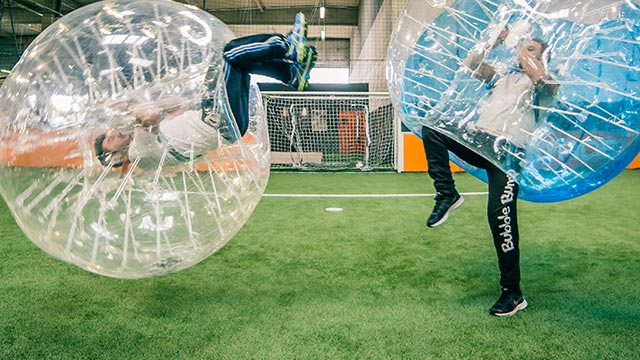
[{"left": 262, "top": 191, "right": 488, "bottom": 198}]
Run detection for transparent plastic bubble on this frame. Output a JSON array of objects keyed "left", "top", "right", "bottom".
[
  {"left": 0, "top": 0, "right": 270, "bottom": 278},
  {"left": 387, "top": 0, "right": 640, "bottom": 202}
]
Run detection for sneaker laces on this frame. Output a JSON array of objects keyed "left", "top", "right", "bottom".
[{"left": 496, "top": 288, "right": 521, "bottom": 305}]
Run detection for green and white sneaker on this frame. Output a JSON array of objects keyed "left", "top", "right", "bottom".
[
  {"left": 289, "top": 45, "right": 317, "bottom": 91},
  {"left": 286, "top": 12, "right": 308, "bottom": 63}
]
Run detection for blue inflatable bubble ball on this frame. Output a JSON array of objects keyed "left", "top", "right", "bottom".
[
  {"left": 387, "top": 0, "right": 640, "bottom": 202},
  {"left": 0, "top": 0, "right": 270, "bottom": 278}
]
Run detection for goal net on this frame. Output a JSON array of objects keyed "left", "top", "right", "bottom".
[{"left": 261, "top": 92, "right": 397, "bottom": 171}]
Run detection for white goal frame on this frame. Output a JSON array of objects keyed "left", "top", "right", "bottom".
[{"left": 261, "top": 91, "right": 399, "bottom": 171}]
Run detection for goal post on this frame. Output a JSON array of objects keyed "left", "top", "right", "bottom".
[{"left": 261, "top": 91, "right": 398, "bottom": 171}]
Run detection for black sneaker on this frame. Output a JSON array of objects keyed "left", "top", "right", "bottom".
[
  {"left": 426, "top": 192, "right": 464, "bottom": 227},
  {"left": 489, "top": 288, "right": 528, "bottom": 317}
]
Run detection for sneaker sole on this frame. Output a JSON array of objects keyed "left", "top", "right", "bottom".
[
  {"left": 427, "top": 195, "right": 464, "bottom": 228},
  {"left": 295, "top": 48, "right": 317, "bottom": 91},
  {"left": 295, "top": 21, "right": 308, "bottom": 63},
  {"left": 491, "top": 299, "right": 528, "bottom": 317},
  {"left": 288, "top": 15, "right": 308, "bottom": 63},
  {"left": 297, "top": 14, "right": 308, "bottom": 39}
]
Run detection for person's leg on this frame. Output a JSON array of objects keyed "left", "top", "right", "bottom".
[
  {"left": 421, "top": 126, "right": 456, "bottom": 195},
  {"left": 421, "top": 126, "right": 465, "bottom": 227},
  {"left": 423, "top": 127, "right": 501, "bottom": 188},
  {"left": 223, "top": 58, "right": 307, "bottom": 136},
  {"left": 485, "top": 166, "right": 520, "bottom": 290},
  {"left": 214, "top": 36, "right": 314, "bottom": 137},
  {"left": 221, "top": 36, "right": 288, "bottom": 137},
  {"left": 485, "top": 165, "right": 527, "bottom": 316},
  {"left": 201, "top": 36, "right": 279, "bottom": 139},
  {"left": 223, "top": 34, "right": 289, "bottom": 70},
  {"left": 428, "top": 131, "right": 527, "bottom": 315},
  {"left": 246, "top": 59, "right": 296, "bottom": 84},
  {"left": 220, "top": 63, "right": 251, "bottom": 137},
  {"left": 222, "top": 11, "right": 309, "bottom": 72},
  {"left": 228, "top": 34, "right": 317, "bottom": 92}
]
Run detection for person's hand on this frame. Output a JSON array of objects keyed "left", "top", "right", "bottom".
[
  {"left": 518, "top": 47, "right": 546, "bottom": 82},
  {"left": 131, "top": 105, "right": 161, "bottom": 129},
  {"left": 463, "top": 48, "right": 485, "bottom": 70}
]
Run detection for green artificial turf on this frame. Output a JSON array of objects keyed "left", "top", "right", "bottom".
[{"left": 1, "top": 170, "right": 639, "bottom": 359}]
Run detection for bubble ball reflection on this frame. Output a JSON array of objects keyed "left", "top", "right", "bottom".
[
  {"left": 0, "top": 0, "right": 270, "bottom": 278},
  {"left": 387, "top": 0, "right": 640, "bottom": 202}
]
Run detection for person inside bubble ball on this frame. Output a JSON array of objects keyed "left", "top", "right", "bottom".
[
  {"left": 94, "top": 13, "right": 316, "bottom": 169},
  {"left": 420, "top": 29, "right": 558, "bottom": 317},
  {"left": 463, "top": 31, "right": 559, "bottom": 148}
]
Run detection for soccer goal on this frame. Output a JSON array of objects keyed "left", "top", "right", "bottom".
[{"left": 261, "top": 91, "right": 398, "bottom": 171}]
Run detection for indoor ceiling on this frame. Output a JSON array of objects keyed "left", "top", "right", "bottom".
[
  {"left": 0, "top": 0, "right": 362, "bottom": 77},
  {"left": 1, "top": 0, "right": 360, "bottom": 72},
  {"left": 1, "top": 0, "right": 359, "bottom": 38}
]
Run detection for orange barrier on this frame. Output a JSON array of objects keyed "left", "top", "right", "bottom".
[
  {"left": 0, "top": 130, "right": 259, "bottom": 172},
  {"left": 402, "top": 132, "right": 640, "bottom": 172},
  {"left": 197, "top": 134, "right": 258, "bottom": 172},
  {"left": 402, "top": 132, "right": 464, "bottom": 173},
  {"left": 4, "top": 130, "right": 637, "bottom": 172},
  {"left": 628, "top": 154, "right": 640, "bottom": 169},
  {"left": 0, "top": 131, "right": 85, "bottom": 168}
]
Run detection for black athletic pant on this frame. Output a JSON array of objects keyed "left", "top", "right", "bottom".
[
  {"left": 215, "top": 34, "right": 294, "bottom": 137},
  {"left": 421, "top": 126, "right": 521, "bottom": 291}
]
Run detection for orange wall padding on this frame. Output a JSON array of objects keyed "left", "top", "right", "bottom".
[
  {"left": 0, "top": 131, "right": 258, "bottom": 172},
  {"left": 0, "top": 131, "right": 85, "bottom": 168},
  {"left": 402, "top": 133, "right": 464, "bottom": 173},
  {"left": 403, "top": 133, "right": 640, "bottom": 172},
  {"left": 3, "top": 130, "right": 637, "bottom": 172},
  {"left": 628, "top": 154, "right": 640, "bottom": 169}
]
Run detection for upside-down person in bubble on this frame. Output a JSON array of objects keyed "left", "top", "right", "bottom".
[
  {"left": 94, "top": 13, "right": 317, "bottom": 169},
  {"left": 421, "top": 28, "right": 558, "bottom": 316}
]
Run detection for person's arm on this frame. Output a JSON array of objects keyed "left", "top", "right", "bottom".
[
  {"left": 464, "top": 54, "right": 497, "bottom": 84},
  {"left": 131, "top": 105, "right": 161, "bottom": 133},
  {"left": 154, "top": 97, "right": 188, "bottom": 115},
  {"left": 130, "top": 97, "right": 189, "bottom": 133},
  {"left": 463, "top": 28, "right": 508, "bottom": 83},
  {"left": 164, "top": 106, "right": 188, "bottom": 120},
  {"left": 518, "top": 49, "right": 559, "bottom": 97}
]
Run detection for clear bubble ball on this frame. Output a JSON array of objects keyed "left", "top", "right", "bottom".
[
  {"left": 387, "top": 0, "right": 640, "bottom": 202},
  {"left": 0, "top": 0, "right": 270, "bottom": 278}
]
